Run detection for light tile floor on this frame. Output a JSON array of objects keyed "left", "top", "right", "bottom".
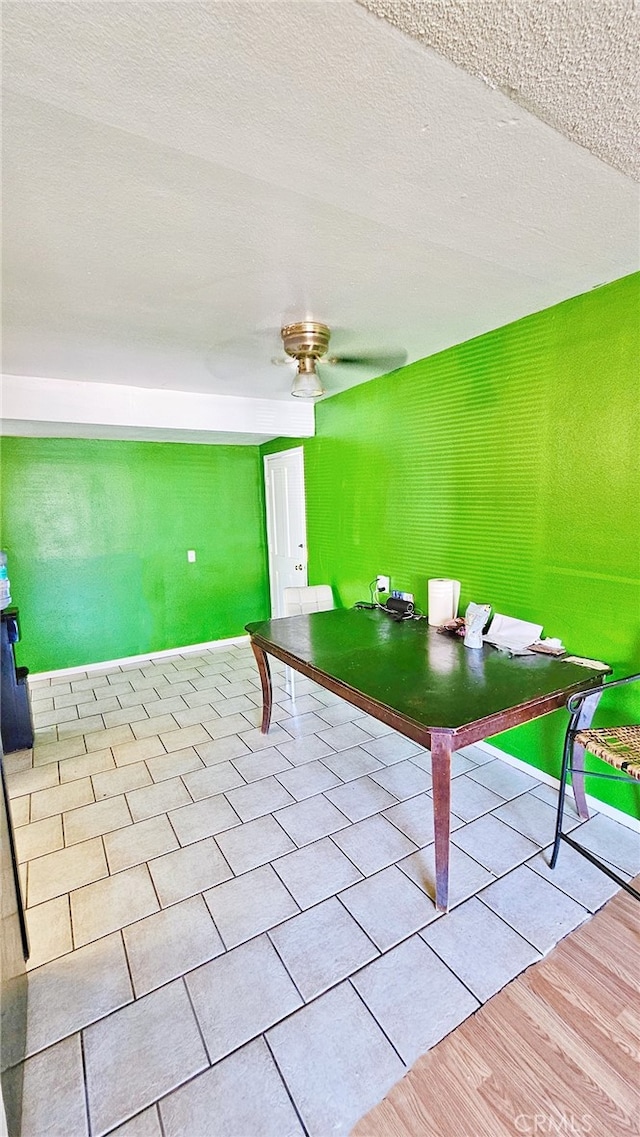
[{"left": 6, "top": 643, "right": 640, "bottom": 1137}]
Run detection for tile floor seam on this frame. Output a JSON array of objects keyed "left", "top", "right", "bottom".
[
  {"left": 180, "top": 973, "right": 215, "bottom": 1069},
  {"left": 531, "top": 841, "right": 633, "bottom": 898},
  {"left": 568, "top": 816, "right": 635, "bottom": 876},
  {"left": 472, "top": 871, "right": 591, "bottom": 955},
  {"left": 214, "top": 860, "right": 377, "bottom": 948},
  {"left": 318, "top": 784, "right": 377, "bottom": 826},
  {"left": 347, "top": 977, "right": 409, "bottom": 1071},
  {"left": 485, "top": 805, "right": 549, "bottom": 845},
  {"left": 39, "top": 890, "right": 76, "bottom": 960},
  {"left": 260, "top": 863, "right": 307, "bottom": 924},
  {"left": 267, "top": 806, "right": 314, "bottom": 853},
  {"left": 447, "top": 818, "right": 540, "bottom": 871},
  {"left": 115, "top": 927, "right": 137, "bottom": 1012},
  {"left": 450, "top": 832, "right": 541, "bottom": 880},
  {"left": 98, "top": 833, "right": 109, "bottom": 896},
  {"left": 25, "top": 982, "right": 136, "bottom": 1064},
  {"left": 262, "top": 1032, "right": 312, "bottom": 1137},
  {"left": 67, "top": 801, "right": 130, "bottom": 850},
  {"left": 186, "top": 966, "right": 360, "bottom": 1073},
  {"left": 339, "top": 867, "right": 444, "bottom": 937},
  {"left": 178, "top": 769, "right": 201, "bottom": 804},
  {"left": 139, "top": 1075, "right": 200, "bottom": 1137},
  {"left": 79, "top": 1028, "right": 91, "bottom": 1137},
  {"left": 503, "top": 784, "right": 590, "bottom": 821},
  {"left": 123, "top": 793, "right": 135, "bottom": 829},
  {"left": 65, "top": 891, "right": 73, "bottom": 961},
  {"left": 325, "top": 829, "right": 385, "bottom": 880},
  {"left": 196, "top": 901, "right": 227, "bottom": 960},
  {"left": 413, "top": 931, "right": 493, "bottom": 1009},
  {"left": 163, "top": 803, "right": 185, "bottom": 848},
  {"left": 142, "top": 849, "right": 166, "bottom": 912},
  {"left": 217, "top": 795, "right": 245, "bottom": 835},
  {"left": 523, "top": 852, "right": 602, "bottom": 909},
  {"left": 148, "top": 1031, "right": 302, "bottom": 1137},
  {"left": 264, "top": 929, "right": 309, "bottom": 1005},
  {"left": 393, "top": 847, "right": 498, "bottom": 907},
  {"left": 70, "top": 835, "right": 107, "bottom": 946},
  {"left": 484, "top": 781, "right": 542, "bottom": 806},
  {"left": 332, "top": 892, "right": 387, "bottom": 957},
  {"left": 359, "top": 957, "right": 486, "bottom": 1069},
  {"left": 381, "top": 804, "right": 453, "bottom": 846},
  {"left": 207, "top": 839, "right": 235, "bottom": 888}
]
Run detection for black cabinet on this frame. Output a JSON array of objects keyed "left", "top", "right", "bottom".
[{"left": 0, "top": 609, "right": 33, "bottom": 753}]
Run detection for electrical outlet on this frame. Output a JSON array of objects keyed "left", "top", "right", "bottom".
[
  {"left": 376, "top": 574, "right": 390, "bottom": 593},
  {"left": 187, "top": 550, "right": 196, "bottom": 563}
]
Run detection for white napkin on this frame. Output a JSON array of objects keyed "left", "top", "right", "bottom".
[{"left": 484, "top": 614, "right": 543, "bottom": 654}]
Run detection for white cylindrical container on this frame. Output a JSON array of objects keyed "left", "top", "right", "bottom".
[
  {"left": 0, "top": 551, "right": 11, "bottom": 611},
  {"left": 427, "top": 579, "right": 461, "bottom": 626}
]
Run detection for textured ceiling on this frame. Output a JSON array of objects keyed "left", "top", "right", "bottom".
[
  {"left": 357, "top": 0, "right": 640, "bottom": 180},
  {"left": 1, "top": 1, "right": 638, "bottom": 416}
]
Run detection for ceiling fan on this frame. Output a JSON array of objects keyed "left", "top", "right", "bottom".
[
  {"left": 204, "top": 322, "right": 407, "bottom": 400},
  {"left": 273, "top": 321, "right": 407, "bottom": 398}
]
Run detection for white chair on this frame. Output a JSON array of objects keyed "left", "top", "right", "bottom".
[
  {"left": 283, "top": 585, "right": 334, "bottom": 617},
  {"left": 282, "top": 585, "right": 334, "bottom": 701}
]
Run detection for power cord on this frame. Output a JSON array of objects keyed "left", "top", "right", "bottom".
[
  {"left": 355, "top": 578, "right": 427, "bottom": 620},
  {"left": 353, "top": 579, "right": 385, "bottom": 611}
]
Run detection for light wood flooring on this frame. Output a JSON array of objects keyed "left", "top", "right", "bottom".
[{"left": 354, "top": 878, "right": 640, "bottom": 1137}]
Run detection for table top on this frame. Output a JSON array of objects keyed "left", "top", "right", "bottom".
[{"left": 246, "top": 607, "right": 608, "bottom": 741}]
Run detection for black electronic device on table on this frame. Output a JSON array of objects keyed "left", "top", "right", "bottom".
[{"left": 354, "top": 598, "right": 414, "bottom": 620}]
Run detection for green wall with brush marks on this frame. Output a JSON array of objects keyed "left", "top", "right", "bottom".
[
  {"left": 0, "top": 438, "right": 270, "bottom": 672},
  {"left": 263, "top": 274, "right": 640, "bottom": 815}
]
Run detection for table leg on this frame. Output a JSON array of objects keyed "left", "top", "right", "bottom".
[
  {"left": 430, "top": 734, "right": 452, "bottom": 911},
  {"left": 571, "top": 689, "right": 604, "bottom": 821},
  {"left": 250, "top": 642, "right": 272, "bottom": 734},
  {"left": 570, "top": 741, "right": 589, "bottom": 821}
]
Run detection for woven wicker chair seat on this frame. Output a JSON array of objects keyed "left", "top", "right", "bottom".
[{"left": 575, "top": 725, "right": 640, "bottom": 781}]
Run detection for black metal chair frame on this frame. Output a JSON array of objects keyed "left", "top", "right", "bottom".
[{"left": 551, "top": 672, "right": 640, "bottom": 901}]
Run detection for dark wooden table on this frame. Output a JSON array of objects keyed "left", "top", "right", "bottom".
[{"left": 246, "top": 607, "right": 608, "bottom": 910}]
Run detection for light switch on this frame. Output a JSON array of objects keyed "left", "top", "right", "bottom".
[{"left": 187, "top": 550, "right": 196, "bottom": 562}]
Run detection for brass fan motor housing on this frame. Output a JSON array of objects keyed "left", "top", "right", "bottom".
[{"left": 281, "top": 321, "right": 331, "bottom": 361}]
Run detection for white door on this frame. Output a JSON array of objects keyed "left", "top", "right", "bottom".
[{"left": 264, "top": 447, "right": 308, "bottom": 617}]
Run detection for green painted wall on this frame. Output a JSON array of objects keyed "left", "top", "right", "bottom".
[
  {"left": 2, "top": 277, "right": 638, "bottom": 814},
  {"left": 0, "top": 438, "right": 270, "bottom": 672},
  {"left": 263, "top": 274, "right": 640, "bottom": 814}
]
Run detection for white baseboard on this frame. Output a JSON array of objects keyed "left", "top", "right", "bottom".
[
  {"left": 28, "top": 634, "right": 250, "bottom": 681},
  {"left": 474, "top": 740, "right": 640, "bottom": 835}
]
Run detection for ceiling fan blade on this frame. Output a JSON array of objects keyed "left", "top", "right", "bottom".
[
  {"left": 328, "top": 349, "right": 408, "bottom": 373},
  {"left": 204, "top": 328, "right": 296, "bottom": 396}
]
